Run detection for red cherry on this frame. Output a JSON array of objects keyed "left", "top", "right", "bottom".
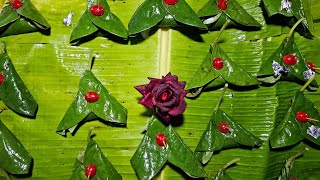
[
  {"left": 282, "top": 54, "right": 297, "bottom": 65},
  {"left": 85, "top": 164, "right": 96, "bottom": 179},
  {"left": 212, "top": 57, "right": 224, "bottom": 70},
  {"left": 290, "top": 177, "right": 297, "bottom": 180},
  {"left": 84, "top": 91, "right": 99, "bottom": 103},
  {"left": 307, "top": 62, "right": 316, "bottom": 71},
  {"left": 218, "top": 122, "right": 229, "bottom": 133},
  {"left": 218, "top": 0, "right": 228, "bottom": 10},
  {"left": 11, "top": 0, "right": 23, "bottom": 9},
  {"left": 164, "top": 0, "right": 178, "bottom": 5},
  {"left": 156, "top": 133, "right": 167, "bottom": 147},
  {"left": 296, "top": 111, "right": 308, "bottom": 122},
  {"left": 0, "top": 74, "right": 4, "bottom": 85},
  {"left": 90, "top": 5, "right": 104, "bottom": 16}
]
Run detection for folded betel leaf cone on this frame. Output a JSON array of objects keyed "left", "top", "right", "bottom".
[
  {"left": 195, "top": 108, "right": 262, "bottom": 164},
  {"left": 257, "top": 35, "right": 318, "bottom": 90},
  {"left": 130, "top": 115, "right": 207, "bottom": 180},
  {"left": 0, "top": 120, "right": 33, "bottom": 175},
  {"left": 70, "top": 0, "right": 128, "bottom": 45},
  {"left": 270, "top": 91, "right": 320, "bottom": 149},
  {"left": 56, "top": 70, "right": 127, "bottom": 136},
  {"left": 187, "top": 45, "right": 258, "bottom": 91},
  {"left": 198, "top": 0, "right": 261, "bottom": 29},
  {"left": 262, "top": 0, "right": 314, "bottom": 38},
  {"left": 0, "top": 0, "right": 50, "bottom": 37},
  {"left": 70, "top": 138, "right": 122, "bottom": 179},
  {"left": 128, "top": 0, "right": 206, "bottom": 35},
  {"left": 0, "top": 42, "right": 38, "bottom": 117}
]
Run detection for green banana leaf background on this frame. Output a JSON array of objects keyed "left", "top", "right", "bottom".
[{"left": 0, "top": 0, "right": 320, "bottom": 179}]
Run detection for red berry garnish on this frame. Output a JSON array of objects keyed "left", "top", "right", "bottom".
[
  {"left": 90, "top": 5, "right": 104, "bottom": 16},
  {"left": 84, "top": 91, "right": 99, "bottom": 103},
  {"left": 296, "top": 111, "right": 308, "bottom": 122},
  {"left": 156, "top": 133, "right": 167, "bottom": 147},
  {"left": 307, "top": 62, "right": 316, "bottom": 71},
  {"left": 282, "top": 54, "right": 297, "bottom": 65},
  {"left": 290, "top": 177, "right": 297, "bottom": 180},
  {"left": 85, "top": 164, "right": 96, "bottom": 179},
  {"left": 11, "top": 0, "right": 23, "bottom": 9},
  {"left": 164, "top": 0, "right": 178, "bottom": 5},
  {"left": 0, "top": 73, "right": 4, "bottom": 85},
  {"left": 218, "top": 0, "right": 228, "bottom": 10},
  {"left": 212, "top": 57, "right": 224, "bottom": 70},
  {"left": 218, "top": 122, "right": 229, "bottom": 133}
]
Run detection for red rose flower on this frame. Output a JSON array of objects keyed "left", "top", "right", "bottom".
[{"left": 134, "top": 73, "right": 187, "bottom": 121}]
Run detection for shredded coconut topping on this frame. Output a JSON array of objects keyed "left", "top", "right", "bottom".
[
  {"left": 63, "top": 12, "right": 74, "bottom": 27},
  {"left": 307, "top": 125, "right": 320, "bottom": 139},
  {"left": 281, "top": 0, "right": 292, "bottom": 11},
  {"left": 303, "top": 69, "right": 315, "bottom": 80}
]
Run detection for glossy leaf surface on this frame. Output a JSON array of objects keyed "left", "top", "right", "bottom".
[
  {"left": 130, "top": 115, "right": 207, "bottom": 180},
  {"left": 0, "top": 44, "right": 38, "bottom": 117},
  {"left": 270, "top": 91, "right": 320, "bottom": 148},
  {"left": 257, "top": 35, "right": 318, "bottom": 90},
  {"left": 262, "top": 0, "right": 313, "bottom": 38},
  {"left": 195, "top": 108, "right": 262, "bottom": 164},
  {"left": 71, "top": 138, "right": 122, "bottom": 179},
  {"left": 70, "top": 0, "right": 128, "bottom": 44},
  {"left": 187, "top": 45, "right": 259, "bottom": 90},
  {"left": 128, "top": 0, "right": 206, "bottom": 35},
  {"left": 198, "top": 0, "right": 261, "bottom": 28},
  {"left": 213, "top": 170, "right": 232, "bottom": 180},
  {"left": 56, "top": 70, "right": 127, "bottom": 136},
  {"left": 0, "top": 120, "right": 32, "bottom": 174},
  {"left": 0, "top": 0, "right": 49, "bottom": 37}
]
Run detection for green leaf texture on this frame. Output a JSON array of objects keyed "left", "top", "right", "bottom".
[{"left": 1, "top": 0, "right": 320, "bottom": 179}]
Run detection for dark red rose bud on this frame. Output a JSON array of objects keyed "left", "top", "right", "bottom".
[
  {"left": 90, "top": 5, "right": 104, "bottom": 16},
  {"left": 283, "top": 54, "right": 297, "bottom": 65},
  {"left": 85, "top": 164, "right": 96, "bottom": 179},
  {"left": 218, "top": 0, "right": 227, "bottom": 10},
  {"left": 11, "top": 0, "right": 23, "bottom": 9},
  {"left": 164, "top": 0, "right": 178, "bottom": 5},
  {"left": 134, "top": 72, "right": 187, "bottom": 122},
  {"left": 85, "top": 91, "right": 99, "bottom": 103},
  {"left": 156, "top": 133, "right": 167, "bottom": 147},
  {"left": 218, "top": 122, "right": 229, "bottom": 133}
]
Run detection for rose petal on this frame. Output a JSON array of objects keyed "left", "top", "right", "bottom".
[
  {"left": 134, "top": 84, "right": 148, "bottom": 95},
  {"left": 139, "top": 93, "right": 155, "bottom": 109},
  {"left": 168, "top": 99, "right": 186, "bottom": 116},
  {"left": 157, "top": 111, "right": 171, "bottom": 122}
]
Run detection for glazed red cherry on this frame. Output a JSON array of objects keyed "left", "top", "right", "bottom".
[
  {"left": 90, "top": 5, "right": 104, "bottom": 16},
  {"left": 212, "top": 57, "right": 224, "bottom": 70},
  {"left": 296, "top": 111, "right": 308, "bottom": 122},
  {"left": 11, "top": 0, "right": 23, "bottom": 9},
  {"left": 85, "top": 164, "right": 96, "bottom": 179},
  {"left": 84, "top": 91, "right": 99, "bottom": 103},
  {"left": 164, "top": 0, "right": 178, "bottom": 5},
  {"left": 0, "top": 73, "right": 4, "bottom": 85},
  {"left": 307, "top": 62, "right": 316, "bottom": 71},
  {"left": 282, "top": 54, "right": 297, "bottom": 65},
  {"left": 156, "top": 133, "right": 167, "bottom": 147},
  {"left": 218, "top": 0, "right": 228, "bottom": 10},
  {"left": 218, "top": 122, "right": 229, "bottom": 133},
  {"left": 290, "top": 177, "right": 297, "bottom": 180}
]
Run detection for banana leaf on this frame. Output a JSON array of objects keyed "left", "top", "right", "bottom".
[
  {"left": 0, "top": 0, "right": 50, "bottom": 37},
  {"left": 70, "top": 137, "right": 121, "bottom": 179},
  {"left": 198, "top": 0, "right": 261, "bottom": 29},
  {"left": 257, "top": 35, "right": 318, "bottom": 90},
  {"left": 0, "top": 42, "right": 38, "bottom": 117},
  {"left": 1, "top": 0, "right": 320, "bottom": 179},
  {"left": 0, "top": 120, "right": 32, "bottom": 175},
  {"left": 128, "top": 0, "right": 206, "bottom": 35},
  {"left": 70, "top": 0, "right": 128, "bottom": 45},
  {"left": 262, "top": 0, "right": 314, "bottom": 38},
  {"left": 270, "top": 91, "right": 320, "bottom": 149},
  {"left": 56, "top": 70, "right": 127, "bottom": 136},
  {"left": 130, "top": 115, "right": 207, "bottom": 180}
]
